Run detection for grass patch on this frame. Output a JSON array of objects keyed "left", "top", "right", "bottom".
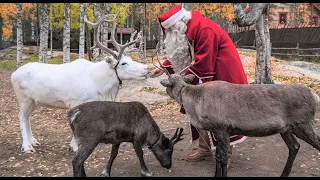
[
  {"left": 158, "top": 90, "right": 167, "bottom": 96},
  {"left": 0, "top": 52, "right": 86, "bottom": 71},
  {"left": 272, "top": 74, "right": 320, "bottom": 94}
]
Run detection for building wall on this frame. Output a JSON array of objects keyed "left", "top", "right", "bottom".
[
  {"left": 310, "top": 4, "right": 320, "bottom": 25},
  {"left": 269, "top": 3, "right": 292, "bottom": 27}
]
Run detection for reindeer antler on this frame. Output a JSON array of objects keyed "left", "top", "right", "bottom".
[
  {"left": 84, "top": 14, "right": 119, "bottom": 59},
  {"left": 169, "top": 128, "right": 184, "bottom": 146},
  {"left": 85, "top": 9, "right": 142, "bottom": 60},
  {"left": 152, "top": 49, "right": 171, "bottom": 77}
]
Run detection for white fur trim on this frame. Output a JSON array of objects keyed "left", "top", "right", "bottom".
[
  {"left": 230, "top": 136, "right": 247, "bottom": 146},
  {"left": 210, "top": 136, "right": 248, "bottom": 150},
  {"left": 161, "top": 8, "right": 187, "bottom": 29}
]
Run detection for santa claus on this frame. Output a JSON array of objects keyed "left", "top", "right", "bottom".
[{"left": 151, "top": 5, "right": 248, "bottom": 166}]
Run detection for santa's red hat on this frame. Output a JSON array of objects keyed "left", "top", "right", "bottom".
[{"left": 158, "top": 5, "right": 187, "bottom": 34}]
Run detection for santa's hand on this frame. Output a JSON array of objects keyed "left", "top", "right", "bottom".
[{"left": 151, "top": 68, "right": 164, "bottom": 78}]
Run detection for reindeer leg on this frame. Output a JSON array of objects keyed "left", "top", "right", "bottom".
[
  {"left": 101, "top": 143, "right": 120, "bottom": 177},
  {"left": 280, "top": 131, "right": 300, "bottom": 177},
  {"left": 133, "top": 142, "right": 152, "bottom": 177},
  {"left": 19, "top": 99, "right": 38, "bottom": 153},
  {"left": 214, "top": 131, "right": 230, "bottom": 177},
  {"left": 72, "top": 141, "right": 97, "bottom": 177}
]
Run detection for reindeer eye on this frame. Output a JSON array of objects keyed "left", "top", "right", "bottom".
[{"left": 121, "top": 62, "right": 127, "bottom": 65}]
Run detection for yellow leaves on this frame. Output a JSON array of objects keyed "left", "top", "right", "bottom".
[
  {"left": 185, "top": 3, "right": 234, "bottom": 23},
  {"left": 109, "top": 3, "right": 131, "bottom": 27},
  {"left": 0, "top": 3, "right": 16, "bottom": 18},
  {"left": 2, "top": 27, "right": 11, "bottom": 39},
  {"left": 50, "top": 3, "right": 64, "bottom": 28},
  {"left": 299, "top": 3, "right": 311, "bottom": 25},
  {"left": 149, "top": 100, "right": 180, "bottom": 117},
  {"left": 239, "top": 51, "right": 320, "bottom": 94},
  {"left": 0, "top": 3, "right": 35, "bottom": 39},
  {"left": 147, "top": 3, "right": 172, "bottom": 22}
]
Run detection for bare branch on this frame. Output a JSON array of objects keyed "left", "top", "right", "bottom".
[{"left": 233, "top": 3, "right": 269, "bottom": 27}]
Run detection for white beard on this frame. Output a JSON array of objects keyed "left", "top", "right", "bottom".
[{"left": 163, "top": 21, "right": 192, "bottom": 74}]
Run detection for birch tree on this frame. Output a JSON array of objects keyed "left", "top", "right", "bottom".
[
  {"left": 63, "top": 3, "right": 70, "bottom": 63},
  {"left": 49, "top": 4, "right": 53, "bottom": 58},
  {"left": 39, "top": 3, "right": 49, "bottom": 63},
  {"left": 0, "top": 16, "right": 3, "bottom": 49},
  {"left": 31, "top": 20, "right": 35, "bottom": 41},
  {"left": 139, "top": 4, "right": 146, "bottom": 62},
  {"left": 101, "top": 3, "right": 109, "bottom": 56},
  {"left": 79, "top": 3, "right": 85, "bottom": 59},
  {"left": 92, "top": 3, "right": 101, "bottom": 61},
  {"left": 234, "top": 3, "right": 274, "bottom": 84},
  {"left": 16, "top": 3, "right": 23, "bottom": 69}
]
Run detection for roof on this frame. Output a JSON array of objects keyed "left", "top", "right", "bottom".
[{"left": 313, "top": 3, "right": 320, "bottom": 12}]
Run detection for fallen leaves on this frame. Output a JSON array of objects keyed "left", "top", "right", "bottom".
[{"left": 239, "top": 51, "right": 320, "bottom": 94}]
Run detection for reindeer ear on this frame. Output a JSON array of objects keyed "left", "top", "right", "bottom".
[
  {"left": 105, "top": 56, "right": 117, "bottom": 67},
  {"left": 162, "top": 136, "right": 170, "bottom": 148},
  {"left": 160, "top": 79, "right": 173, "bottom": 88},
  {"left": 183, "top": 74, "right": 195, "bottom": 84}
]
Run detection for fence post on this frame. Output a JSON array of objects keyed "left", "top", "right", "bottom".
[
  {"left": 270, "top": 43, "right": 272, "bottom": 55},
  {"left": 296, "top": 42, "right": 299, "bottom": 56}
]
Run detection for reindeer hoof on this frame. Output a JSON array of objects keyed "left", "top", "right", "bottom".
[
  {"left": 21, "top": 144, "right": 36, "bottom": 153},
  {"left": 141, "top": 170, "right": 153, "bottom": 177},
  {"left": 31, "top": 139, "right": 40, "bottom": 147},
  {"left": 68, "top": 145, "right": 78, "bottom": 153},
  {"left": 100, "top": 169, "right": 110, "bottom": 177},
  {"left": 68, "top": 146, "right": 73, "bottom": 152},
  {"left": 22, "top": 147, "right": 36, "bottom": 154},
  {"left": 25, "top": 149, "right": 36, "bottom": 153}
]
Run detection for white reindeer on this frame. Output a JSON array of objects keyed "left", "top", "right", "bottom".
[{"left": 11, "top": 12, "right": 149, "bottom": 153}]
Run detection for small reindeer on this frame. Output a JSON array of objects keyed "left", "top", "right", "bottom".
[
  {"left": 68, "top": 101, "right": 183, "bottom": 177},
  {"left": 157, "top": 42, "right": 320, "bottom": 177},
  {"left": 10, "top": 11, "right": 149, "bottom": 153}
]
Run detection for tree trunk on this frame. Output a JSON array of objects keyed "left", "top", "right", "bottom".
[
  {"left": 92, "top": 3, "right": 101, "bottom": 62},
  {"left": 144, "top": 3, "right": 147, "bottom": 60},
  {"left": 36, "top": 3, "right": 40, "bottom": 46},
  {"left": 233, "top": 3, "right": 274, "bottom": 84},
  {"left": 85, "top": 23, "right": 92, "bottom": 61},
  {"left": 16, "top": 3, "right": 23, "bottom": 69},
  {"left": 139, "top": 4, "right": 145, "bottom": 61},
  {"left": 79, "top": 3, "right": 85, "bottom": 59},
  {"left": 31, "top": 20, "right": 35, "bottom": 41},
  {"left": 254, "top": 16, "right": 266, "bottom": 84},
  {"left": 0, "top": 16, "right": 3, "bottom": 50},
  {"left": 63, "top": 3, "right": 71, "bottom": 63},
  {"left": 130, "top": 5, "right": 134, "bottom": 28},
  {"left": 50, "top": 23, "right": 53, "bottom": 58},
  {"left": 148, "top": 6, "right": 151, "bottom": 41},
  {"left": 263, "top": 12, "right": 273, "bottom": 84},
  {"left": 39, "top": 3, "right": 50, "bottom": 63},
  {"left": 101, "top": 3, "right": 109, "bottom": 56},
  {"left": 159, "top": 6, "right": 165, "bottom": 57}
]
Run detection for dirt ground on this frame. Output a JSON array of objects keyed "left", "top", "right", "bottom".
[{"left": 0, "top": 55, "right": 320, "bottom": 177}]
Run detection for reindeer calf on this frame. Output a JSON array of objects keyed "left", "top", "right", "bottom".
[
  {"left": 160, "top": 74, "right": 320, "bottom": 177},
  {"left": 67, "top": 101, "right": 183, "bottom": 177}
]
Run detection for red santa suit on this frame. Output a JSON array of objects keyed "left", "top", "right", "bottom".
[{"left": 159, "top": 5, "right": 248, "bottom": 149}]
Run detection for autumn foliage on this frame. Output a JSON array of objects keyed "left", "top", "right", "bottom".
[{"left": 0, "top": 3, "right": 35, "bottom": 39}]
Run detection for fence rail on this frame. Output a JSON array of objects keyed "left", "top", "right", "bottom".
[
  {"left": 230, "top": 26, "right": 320, "bottom": 60},
  {"left": 237, "top": 44, "right": 320, "bottom": 58}
]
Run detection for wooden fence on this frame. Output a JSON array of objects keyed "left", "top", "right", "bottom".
[{"left": 229, "top": 26, "right": 320, "bottom": 59}]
